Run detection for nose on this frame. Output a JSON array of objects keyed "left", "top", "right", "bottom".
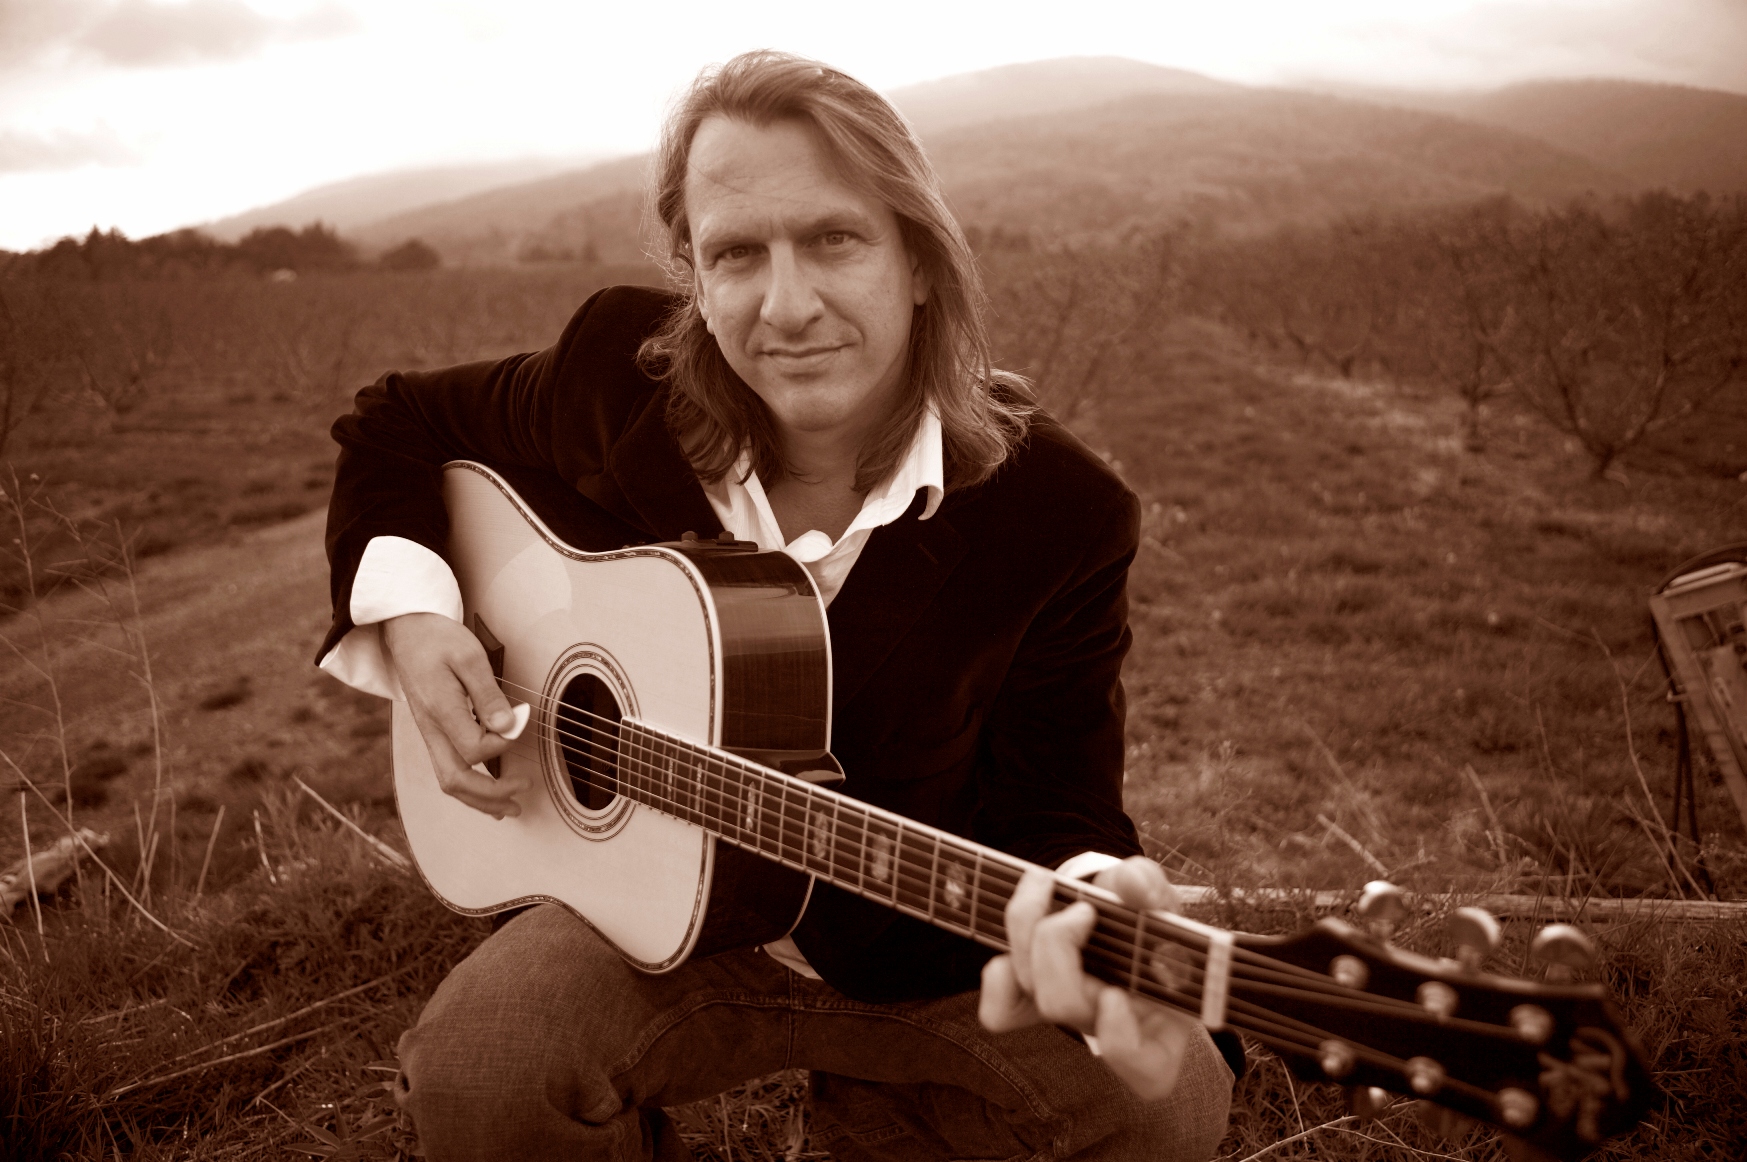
[{"left": 760, "top": 243, "right": 824, "bottom": 335}]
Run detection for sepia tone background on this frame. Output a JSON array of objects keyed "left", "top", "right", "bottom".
[{"left": 2, "top": 2, "right": 1746, "bottom": 1158}]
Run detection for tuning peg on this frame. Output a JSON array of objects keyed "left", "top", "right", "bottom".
[
  {"left": 1357, "top": 881, "right": 1409, "bottom": 940},
  {"left": 1447, "top": 905, "right": 1502, "bottom": 971},
  {"left": 1416, "top": 980, "right": 1459, "bottom": 1019},
  {"left": 1404, "top": 1056, "right": 1447, "bottom": 1096},
  {"left": 1495, "top": 1086, "right": 1540, "bottom": 1130},
  {"left": 1318, "top": 1039, "right": 1357, "bottom": 1079},
  {"left": 1347, "top": 1085, "right": 1391, "bottom": 1120},
  {"left": 1508, "top": 1003, "right": 1554, "bottom": 1045},
  {"left": 1329, "top": 953, "right": 1369, "bottom": 990},
  {"left": 1530, "top": 923, "right": 1596, "bottom": 981}
]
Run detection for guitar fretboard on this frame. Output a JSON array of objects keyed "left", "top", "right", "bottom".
[{"left": 604, "top": 717, "right": 1233, "bottom": 1027}]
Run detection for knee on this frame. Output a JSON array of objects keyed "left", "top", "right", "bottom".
[
  {"left": 396, "top": 907, "right": 633, "bottom": 1133},
  {"left": 1144, "top": 1025, "right": 1233, "bottom": 1161}
]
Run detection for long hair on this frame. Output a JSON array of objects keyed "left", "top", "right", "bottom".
[{"left": 637, "top": 50, "right": 1032, "bottom": 493}]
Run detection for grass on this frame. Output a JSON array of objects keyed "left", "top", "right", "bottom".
[{"left": 3, "top": 267, "right": 1745, "bottom": 1159}]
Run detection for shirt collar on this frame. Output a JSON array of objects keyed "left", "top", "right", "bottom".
[
  {"left": 715, "top": 406, "right": 944, "bottom": 547},
  {"left": 860, "top": 405, "right": 944, "bottom": 527}
]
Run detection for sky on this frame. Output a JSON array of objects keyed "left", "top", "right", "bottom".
[{"left": 3, "top": 0, "right": 1745, "bottom": 252}]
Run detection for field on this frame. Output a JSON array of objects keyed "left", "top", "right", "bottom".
[{"left": 2, "top": 260, "right": 1744, "bottom": 1160}]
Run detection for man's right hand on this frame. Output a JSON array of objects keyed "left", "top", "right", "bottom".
[{"left": 381, "top": 612, "right": 529, "bottom": 819}]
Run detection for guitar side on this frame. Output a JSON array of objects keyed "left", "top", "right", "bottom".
[{"left": 391, "top": 462, "right": 818, "bottom": 970}]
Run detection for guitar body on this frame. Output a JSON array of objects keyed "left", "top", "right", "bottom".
[{"left": 391, "top": 461, "right": 820, "bottom": 970}]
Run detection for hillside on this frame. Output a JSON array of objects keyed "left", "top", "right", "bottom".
[
  {"left": 1346, "top": 78, "right": 1747, "bottom": 194},
  {"left": 341, "top": 79, "right": 1627, "bottom": 263},
  {"left": 1453, "top": 80, "right": 1747, "bottom": 194},
  {"left": 891, "top": 55, "right": 1237, "bottom": 135},
  {"left": 347, "top": 153, "right": 652, "bottom": 265},
  {"left": 928, "top": 87, "right": 1626, "bottom": 240},
  {"left": 201, "top": 157, "right": 587, "bottom": 242}
]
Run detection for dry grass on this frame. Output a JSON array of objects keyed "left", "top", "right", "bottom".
[{"left": 2, "top": 267, "right": 1744, "bottom": 1159}]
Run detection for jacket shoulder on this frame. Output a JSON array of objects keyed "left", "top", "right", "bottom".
[
  {"left": 554, "top": 283, "right": 680, "bottom": 372},
  {"left": 950, "top": 410, "right": 1137, "bottom": 542}
]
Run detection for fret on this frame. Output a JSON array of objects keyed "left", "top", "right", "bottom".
[
  {"left": 617, "top": 725, "right": 647, "bottom": 809},
  {"left": 803, "top": 785, "right": 835, "bottom": 876},
  {"left": 862, "top": 815, "right": 899, "bottom": 903},
  {"left": 680, "top": 741, "right": 702, "bottom": 826},
  {"left": 967, "top": 849, "right": 985, "bottom": 938},
  {"left": 716, "top": 756, "right": 741, "bottom": 845},
  {"left": 659, "top": 736, "right": 688, "bottom": 823},
  {"left": 1129, "top": 909, "right": 1147, "bottom": 993},
  {"left": 699, "top": 751, "right": 730, "bottom": 837},
  {"left": 894, "top": 824, "right": 933, "bottom": 915},
  {"left": 939, "top": 842, "right": 976, "bottom": 936},
  {"left": 926, "top": 835, "right": 942, "bottom": 922},
  {"left": 837, "top": 802, "right": 868, "bottom": 891},
  {"left": 742, "top": 772, "right": 768, "bottom": 856},
  {"left": 777, "top": 778, "right": 809, "bottom": 871}
]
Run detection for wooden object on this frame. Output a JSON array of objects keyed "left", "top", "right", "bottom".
[{"left": 1647, "top": 562, "right": 1747, "bottom": 832}]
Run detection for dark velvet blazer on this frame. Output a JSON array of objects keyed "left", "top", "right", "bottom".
[{"left": 320, "top": 285, "right": 1145, "bottom": 1003}]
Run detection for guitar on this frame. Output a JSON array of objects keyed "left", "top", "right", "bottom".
[{"left": 390, "top": 460, "right": 1657, "bottom": 1160}]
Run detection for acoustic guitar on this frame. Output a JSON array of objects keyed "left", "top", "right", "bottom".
[{"left": 390, "top": 460, "right": 1657, "bottom": 1160}]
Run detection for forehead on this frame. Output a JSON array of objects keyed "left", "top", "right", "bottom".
[{"left": 684, "top": 115, "right": 893, "bottom": 242}]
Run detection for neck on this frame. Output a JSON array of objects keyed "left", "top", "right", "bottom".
[{"left": 775, "top": 422, "right": 868, "bottom": 488}]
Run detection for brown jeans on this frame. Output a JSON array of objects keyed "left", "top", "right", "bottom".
[{"left": 396, "top": 905, "right": 1234, "bottom": 1162}]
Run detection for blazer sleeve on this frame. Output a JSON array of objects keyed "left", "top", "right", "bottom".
[
  {"left": 318, "top": 284, "right": 674, "bottom": 662},
  {"left": 973, "top": 488, "right": 1145, "bottom": 871}
]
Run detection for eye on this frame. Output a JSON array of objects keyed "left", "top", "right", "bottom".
[{"left": 820, "top": 231, "right": 853, "bottom": 247}]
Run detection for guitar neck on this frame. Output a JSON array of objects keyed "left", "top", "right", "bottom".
[{"left": 612, "top": 718, "right": 1234, "bottom": 1026}]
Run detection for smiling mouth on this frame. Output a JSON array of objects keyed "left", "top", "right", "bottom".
[{"left": 763, "top": 346, "right": 841, "bottom": 359}]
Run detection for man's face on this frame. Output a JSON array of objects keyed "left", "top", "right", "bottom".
[{"left": 686, "top": 115, "right": 928, "bottom": 450}]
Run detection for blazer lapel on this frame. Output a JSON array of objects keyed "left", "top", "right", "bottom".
[
  {"left": 828, "top": 499, "right": 967, "bottom": 711},
  {"left": 603, "top": 392, "right": 723, "bottom": 541}
]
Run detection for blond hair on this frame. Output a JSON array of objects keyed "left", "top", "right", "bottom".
[{"left": 637, "top": 50, "right": 1031, "bottom": 493}]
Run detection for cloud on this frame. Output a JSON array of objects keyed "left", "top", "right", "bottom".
[
  {"left": 0, "top": 124, "right": 140, "bottom": 172},
  {"left": 0, "top": 0, "right": 358, "bottom": 70},
  {"left": 1409, "top": 0, "right": 1747, "bottom": 93}
]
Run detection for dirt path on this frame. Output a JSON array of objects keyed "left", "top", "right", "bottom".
[{"left": 1, "top": 508, "right": 393, "bottom": 865}]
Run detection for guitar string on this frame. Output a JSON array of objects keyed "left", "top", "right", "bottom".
[
  {"left": 481, "top": 705, "right": 1433, "bottom": 1017},
  {"left": 449, "top": 725, "right": 1493, "bottom": 1084},
  {"left": 472, "top": 700, "right": 1447, "bottom": 1023},
  {"left": 475, "top": 671, "right": 1409, "bottom": 996},
  {"left": 470, "top": 709, "right": 1454, "bottom": 1044}
]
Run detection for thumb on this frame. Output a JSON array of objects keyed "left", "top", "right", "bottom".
[{"left": 453, "top": 651, "right": 518, "bottom": 736}]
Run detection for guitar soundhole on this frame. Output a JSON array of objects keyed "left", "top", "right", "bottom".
[{"left": 557, "top": 673, "right": 621, "bottom": 810}]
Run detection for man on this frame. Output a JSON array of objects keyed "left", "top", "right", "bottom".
[{"left": 319, "top": 50, "right": 1236, "bottom": 1162}]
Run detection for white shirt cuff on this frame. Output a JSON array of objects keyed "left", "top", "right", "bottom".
[
  {"left": 1056, "top": 851, "right": 1126, "bottom": 881},
  {"left": 317, "top": 536, "right": 463, "bottom": 702}
]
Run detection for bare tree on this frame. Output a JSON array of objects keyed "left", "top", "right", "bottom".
[
  {"left": 1490, "top": 194, "right": 1747, "bottom": 477},
  {"left": 985, "top": 234, "right": 1182, "bottom": 423}
]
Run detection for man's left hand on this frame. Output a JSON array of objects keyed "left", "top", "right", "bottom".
[{"left": 979, "top": 856, "right": 1202, "bottom": 1102}]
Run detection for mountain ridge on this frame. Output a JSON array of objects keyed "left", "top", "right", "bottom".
[{"left": 179, "top": 59, "right": 1746, "bottom": 264}]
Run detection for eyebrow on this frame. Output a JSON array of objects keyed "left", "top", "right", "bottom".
[{"left": 695, "top": 207, "right": 882, "bottom": 254}]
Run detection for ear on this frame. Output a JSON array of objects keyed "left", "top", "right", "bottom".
[
  {"left": 909, "top": 250, "right": 931, "bottom": 307},
  {"left": 693, "top": 270, "right": 714, "bottom": 335}
]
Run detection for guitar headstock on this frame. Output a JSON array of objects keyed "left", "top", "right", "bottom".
[{"left": 1231, "top": 892, "right": 1658, "bottom": 1160}]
